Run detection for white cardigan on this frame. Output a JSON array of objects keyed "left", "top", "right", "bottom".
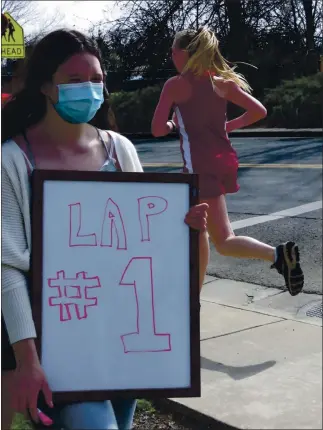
[{"left": 1, "top": 131, "right": 143, "bottom": 345}]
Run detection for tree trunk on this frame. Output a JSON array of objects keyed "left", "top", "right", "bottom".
[
  {"left": 302, "top": 0, "right": 318, "bottom": 74},
  {"left": 196, "top": 0, "right": 199, "bottom": 30},
  {"left": 224, "top": 0, "right": 247, "bottom": 61},
  {"left": 302, "top": 0, "right": 315, "bottom": 51}
]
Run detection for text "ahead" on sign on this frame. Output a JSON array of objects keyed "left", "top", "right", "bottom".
[{"left": 1, "top": 12, "right": 25, "bottom": 59}]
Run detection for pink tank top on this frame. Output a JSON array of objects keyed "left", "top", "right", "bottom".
[{"left": 174, "top": 72, "right": 238, "bottom": 175}]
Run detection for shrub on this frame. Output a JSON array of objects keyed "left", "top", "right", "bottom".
[
  {"left": 109, "top": 73, "right": 323, "bottom": 133},
  {"left": 110, "top": 85, "right": 162, "bottom": 133},
  {"left": 264, "top": 73, "right": 323, "bottom": 128}
]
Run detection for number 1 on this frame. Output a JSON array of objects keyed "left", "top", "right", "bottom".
[{"left": 119, "top": 257, "right": 171, "bottom": 353}]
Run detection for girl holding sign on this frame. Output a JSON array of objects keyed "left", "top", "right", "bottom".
[
  {"left": 152, "top": 26, "right": 304, "bottom": 297},
  {"left": 1, "top": 29, "right": 208, "bottom": 430}
]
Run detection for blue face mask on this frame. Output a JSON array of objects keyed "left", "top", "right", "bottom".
[{"left": 53, "top": 82, "right": 104, "bottom": 124}]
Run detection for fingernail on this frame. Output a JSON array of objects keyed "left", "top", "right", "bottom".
[{"left": 38, "top": 410, "right": 53, "bottom": 426}]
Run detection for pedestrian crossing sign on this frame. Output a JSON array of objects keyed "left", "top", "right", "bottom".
[{"left": 1, "top": 12, "right": 25, "bottom": 59}]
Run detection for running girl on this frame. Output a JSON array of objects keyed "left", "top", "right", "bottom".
[{"left": 152, "top": 26, "right": 304, "bottom": 296}]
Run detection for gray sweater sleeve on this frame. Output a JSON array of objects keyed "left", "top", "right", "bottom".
[
  {"left": 1, "top": 133, "right": 142, "bottom": 345},
  {"left": 1, "top": 158, "right": 36, "bottom": 344}
]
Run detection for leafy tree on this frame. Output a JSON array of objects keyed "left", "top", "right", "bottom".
[
  {"left": 94, "top": 0, "right": 322, "bottom": 95},
  {"left": 1, "top": 0, "right": 62, "bottom": 44}
]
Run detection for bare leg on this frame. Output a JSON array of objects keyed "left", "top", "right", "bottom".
[
  {"left": 203, "top": 196, "right": 275, "bottom": 262},
  {"left": 199, "top": 231, "right": 210, "bottom": 292}
]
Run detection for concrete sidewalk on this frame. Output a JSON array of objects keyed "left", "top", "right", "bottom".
[{"left": 171, "top": 276, "right": 322, "bottom": 429}]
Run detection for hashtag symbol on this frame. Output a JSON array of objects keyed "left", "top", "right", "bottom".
[{"left": 48, "top": 271, "right": 101, "bottom": 322}]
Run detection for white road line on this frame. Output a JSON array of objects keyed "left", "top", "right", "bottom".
[{"left": 231, "top": 201, "right": 322, "bottom": 230}]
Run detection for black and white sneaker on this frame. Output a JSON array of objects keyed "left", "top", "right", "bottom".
[{"left": 271, "top": 242, "right": 304, "bottom": 296}]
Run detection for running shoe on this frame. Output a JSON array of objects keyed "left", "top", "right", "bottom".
[{"left": 271, "top": 241, "right": 304, "bottom": 296}]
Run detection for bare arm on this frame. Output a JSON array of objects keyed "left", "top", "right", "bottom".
[
  {"left": 13, "top": 338, "right": 39, "bottom": 367},
  {"left": 151, "top": 79, "right": 176, "bottom": 137},
  {"left": 223, "top": 81, "right": 267, "bottom": 133}
]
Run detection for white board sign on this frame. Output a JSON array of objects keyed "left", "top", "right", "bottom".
[{"left": 31, "top": 170, "right": 200, "bottom": 402}]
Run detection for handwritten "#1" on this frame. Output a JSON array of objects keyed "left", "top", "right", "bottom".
[{"left": 67, "top": 196, "right": 172, "bottom": 353}]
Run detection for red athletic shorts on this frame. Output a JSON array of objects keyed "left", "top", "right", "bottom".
[{"left": 195, "top": 154, "right": 240, "bottom": 199}]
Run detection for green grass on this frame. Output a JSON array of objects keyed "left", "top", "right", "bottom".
[
  {"left": 136, "top": 399, "right": 156, "bottom": 414},
  {"left": 11, "top": 414, "right": 32, "bottom": 430}
]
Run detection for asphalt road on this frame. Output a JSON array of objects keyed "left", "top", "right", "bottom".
[{"left": 133, "top": 137, "right": 323, "bottom": 294}]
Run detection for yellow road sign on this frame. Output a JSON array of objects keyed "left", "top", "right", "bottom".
[{"left": 1, "top": 12, "right": 25, "bottom": 59}]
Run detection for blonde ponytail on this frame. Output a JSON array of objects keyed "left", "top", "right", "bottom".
[{"left": 175, "top": 27, "right": 252, "bottom": 93}]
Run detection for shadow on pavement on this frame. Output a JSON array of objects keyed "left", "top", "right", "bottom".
[{"left": 201, "top": 357, "right": 276, "bottom": 380}]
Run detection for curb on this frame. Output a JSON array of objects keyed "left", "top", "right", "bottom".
[
  {"left": 142, "top": 162, "right": 322, "bottom": 169},
  {"left": 229, "top": 129, "right": 322, "bottom": 138},
  {"left": 201, "top": 278, "right": 322, "bottom": 328},
  {"left": 125, "top": 129, "right": 322, "bottom": 141},
  {"left": 153, "top": 398, "right": 239, "bottom": 430}
]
